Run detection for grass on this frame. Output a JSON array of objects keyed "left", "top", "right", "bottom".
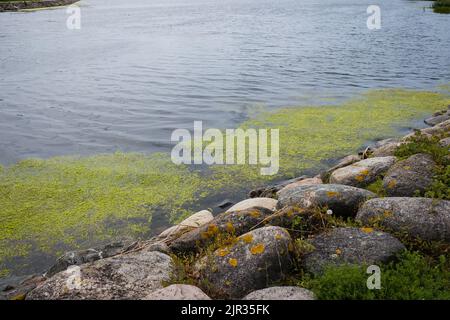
[
  {"left": 433, "top": 0, "right": 450, "bottom": 14},
  {"left": 299, "top": 251, "right": 450, "bottom": 300}
]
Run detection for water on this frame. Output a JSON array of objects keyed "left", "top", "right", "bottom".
[{"left": 0, "top": 0, "right": 449, "bottom": 164}]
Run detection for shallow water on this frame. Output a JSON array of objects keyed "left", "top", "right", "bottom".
[{"left": 1, "top": 0, "right": 449, "bottom": 164}]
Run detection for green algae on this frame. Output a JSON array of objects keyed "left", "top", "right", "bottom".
[{"left": 1, "top": 88, "right": 449, "bottom": 276}]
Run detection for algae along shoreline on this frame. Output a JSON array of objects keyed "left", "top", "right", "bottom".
[{"left": 1, "top": 88, "right": 450, "bottom": 280}]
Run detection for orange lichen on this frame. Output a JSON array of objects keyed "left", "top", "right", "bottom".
[
  {"left": 361, "top": 227, "right": 374, "bottom": 233},
  {"left": 241, "top": 234, "right": 253, "bottom": 244},
  {"left": 250, "top": 243, "right": 265, "bottom": 255},
  {"left": 387, "top": 179, "right": 397, "bottom": 189},
  {"left": 217, "top": 248, "right": 230, "bottom": 257},
  {"left": 383, "top": 210, "right": 393, "bottom": 218},
  {"left": 228, "top": 258, "right": 238, "bottom": 267},
  {"left": 326, "top": 191, "right": 338, "bottom": 197},
  {"left": 249, "top": 210, "right": 261, "bottom": 218},
  {"left": 225, "top": 222, "right": 235, "bottom": 233}
]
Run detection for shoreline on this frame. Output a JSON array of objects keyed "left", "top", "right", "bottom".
[
  {"left": 0, "top": 0, "right": 79, "bottom": 12},
  {"left": 1, "top": 105, "right": 449, "bottom": 300}
]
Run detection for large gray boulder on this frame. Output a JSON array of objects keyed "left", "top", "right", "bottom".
[
  {"left": 329, "top": 156, "right": 396, "bottom": 188},
  {"left": 277, "top": 184, "right": 376, "bottom": 218},
  {"left": 320, "top": 155, "right": 362, "bottom": 181},
  {"left": 302, "top": 227, "right": 405, "bottom": 275},
  {"left": 243, "top": 286, "right": 315, "bottom": 300},
  {"left": 382, "top": 153, "right": 436, "bottom": 197},
  {"left": 424, "top": 109, "right": 450, "bottom": 126},
  {"left": 143, "top": 284, "right": 211, "bottom": 300},
  {"left": 356, "top": 197, "right": 450, "bottom": 242},
  {"left": 27, "top": 250, "right": 174, "bottom": 300},
  {"left": 195, "top": 226, "right": 293, "bottom": 299},
  {"left": 169, "top": 207, "right": 275, "bottom": 254}
]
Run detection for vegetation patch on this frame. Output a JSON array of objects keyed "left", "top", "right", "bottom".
[{"left": 299, "top": 251, "right": 450, "bottom": 300}]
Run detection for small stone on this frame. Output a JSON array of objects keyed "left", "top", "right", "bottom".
[
  {"left": 243, "top": 286, "right": 315, "bottom": 300},
  {"left": 143, "top": 284, "right": 211, "bottom": 300}
]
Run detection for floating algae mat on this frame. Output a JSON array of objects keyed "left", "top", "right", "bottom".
[{"left": 1, "top": 88, "right": 449, "bottom": 277}]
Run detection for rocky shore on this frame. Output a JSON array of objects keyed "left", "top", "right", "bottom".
[
  {"left": 0, "top": 0, "right": 78, "bottom": 12},
  {"left": 1, "top": 107, "right": 449, "bottom": 300}
]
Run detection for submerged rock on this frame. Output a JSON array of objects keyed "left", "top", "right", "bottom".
[
  {"left": 243, "top": 286, "right": 315, "bottom": 300},
  {"left": 302, "top": 227, "right": 405, "bottom": 275},
  {"left": 226, "top": 198, "right": 278, "bottom": 213},
  {"left": 277, "top": 184, "right": 376, "bottom": 218},
  {"left": 424, "top": 109, "right": 450, "bottom": 126},
  {"left": 329, "top": 156, "right": 396, "bottom": 188},
  {"left": 27, "top": 250, "right": 174, "bottom": 300},
  {"left": 382, "top": 153, "right": 436, "bottom": 197},
  {"left": 248, "top": 176, "right": 308, "bottom": 198},
  {"left": 169, "top": 207, "right": 275, "bottom": 254},
  {"left": 356, "top": 197, "right": 450, "bottom": 242},
  {"left": 143, "top": 284, "right": 211, "bottom": 300},
  {"left": 45, "top": 240, "right": 140, "bottom": 278},
  {"left": 195, "top": 226, "right": 293, "bottom": 299}
]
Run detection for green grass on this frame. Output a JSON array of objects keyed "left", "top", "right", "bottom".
[
  {"left": 300, "top": 251, "right": 450, "bottom": 300},
  {"left": 433, "top": 0, "right": 450, "bottom": 14}
]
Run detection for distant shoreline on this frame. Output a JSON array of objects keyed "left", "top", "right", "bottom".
[{"left": 0, "top": 0, "right": 79, "bottom": 12}]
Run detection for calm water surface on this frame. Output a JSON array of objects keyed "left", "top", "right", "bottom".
[{"left": 0, "top": 0, "right": 449, "bottom": 164}]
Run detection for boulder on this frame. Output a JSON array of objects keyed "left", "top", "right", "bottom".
[
  {"left": 158, "top": 210, "right": 214, "bottom": 241},
  {"left": 248, "top": 176, "right": 308, "bottom": 198},
  {"left": 425, "top": 109, "right": 450, "bottom": 126},
  {"left": 371, "top": 139, "right": 402, "bottom": 157},
  {"left": 45, "top": 240, "right": 140, "bottom": 277},
  {"left": 169, "top": 207, "right": 275, "bottom": 254},
  {"left": 320, "top": 155, "right": 362, "bottom": 181},
  {"left": 276, "top": 177, "right": 323, "bottom": 195},
  {"left": 27, "top": 250, "right": 174, "bottom": 300},
  {"left": 302, "top": 227, "right": 405, "bottom": 275},
  {"left": 143, "top": 284, "right": 211, "bottom": 300},
  {"left": 277, "top": 184, "right": 376, "bottom": 218},
  {"left": 415, "top": 119, "right": 450, "bottom": 137},
  {"left": 329, "top": 156, "right": 396, "bottom": 188},
  {"left": 356, "top": 197, "right": 450, "bottom": 242},
  {"left": 382, "top": 153, "right": 436, "bottom": 197},
  {"left": 243, "top": 286, "right": 315, "bottom": 300},
  {"left": 195, "top": 226, "right": 293, "bottom": 299},
  {"left": 226, "top": 198, "right": 278, "bottom": 213}
]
